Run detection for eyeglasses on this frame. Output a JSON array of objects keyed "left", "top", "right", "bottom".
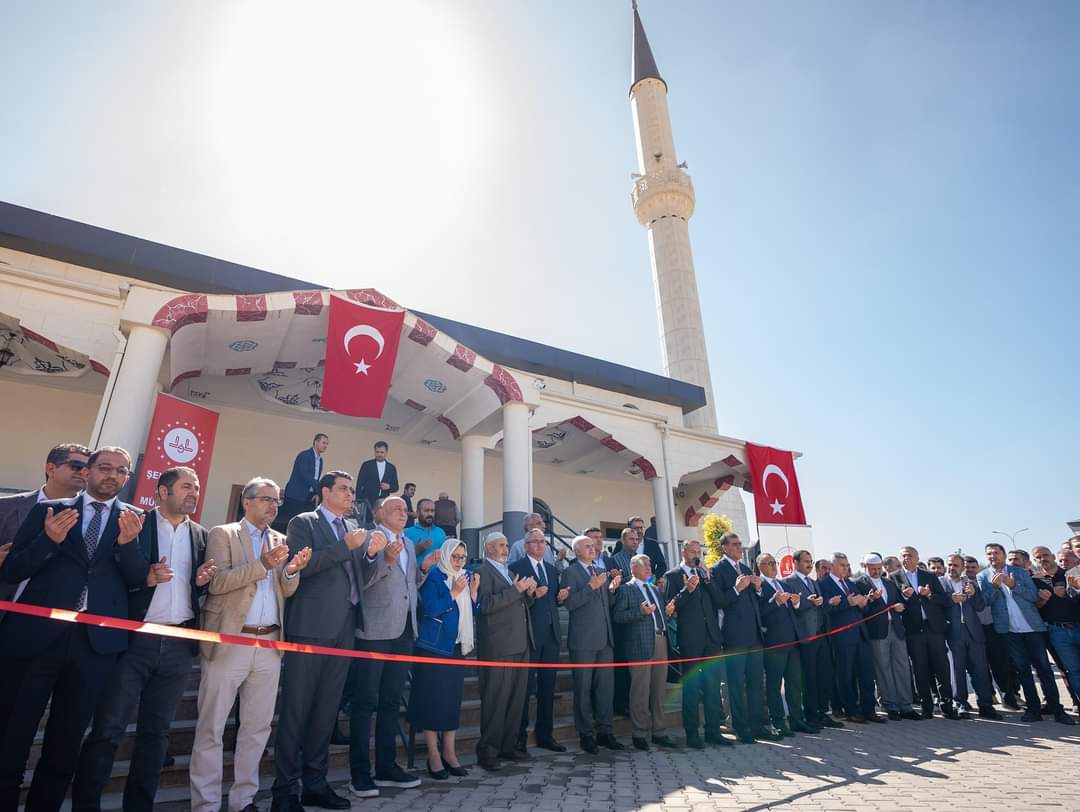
[
  {"left": 450, "top": 553, "right": 467, "bottom": 562},
  {"left": 91, "top": 464, "right": 130, "bottom": 477},
  {"left": 63, "top": 460, "right": 88, "bottom": 472},
  {"left": 248, "top": 496, "right": 284, "bottom": 506}
]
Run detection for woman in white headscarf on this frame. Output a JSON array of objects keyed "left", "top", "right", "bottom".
[{"left": 408, "top": 538, "right": 479, "bottom": 779}]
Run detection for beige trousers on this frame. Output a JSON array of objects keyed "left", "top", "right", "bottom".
[
  {"left": 189, "top": 634, "right": 282, "bottom": 812},
  {"left": 628, "top": 634, "right": 668, "bottom": 737}
]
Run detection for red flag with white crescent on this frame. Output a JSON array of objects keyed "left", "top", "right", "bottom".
[
  {"left": 745, "top": 442, "right": 807, "bottom": 525},
  {"left": 320, "top": 296, "right": 404, "bottom": 418}
]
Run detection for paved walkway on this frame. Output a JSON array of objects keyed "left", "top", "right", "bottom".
[{"left": 144, "top": 708, "right": 1080, "bottom": 811}]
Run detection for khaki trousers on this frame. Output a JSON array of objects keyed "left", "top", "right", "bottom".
[
  {"left": 189, "top": 634, "right": 282, "bottom": 812},
  {"left": 628, "top": 635, "right": 668, "bottom": 737}
]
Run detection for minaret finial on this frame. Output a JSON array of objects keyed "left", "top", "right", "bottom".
[{"left": 631, "top": 0, "right": 665, "bottom": 94}]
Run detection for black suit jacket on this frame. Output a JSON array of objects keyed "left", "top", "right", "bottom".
[
  {"left": 891, "top": 568, "right": 951, "bottom": 635},
  {"left": 853, "top": 575, "right": 905, "bottom": 641},
  {"left": 356, "top": 458, "right": 399, "bottom": 508},
  {"left": 759, "top": 578, "right": 801, "bottom": 646},
  {"left": 284, "top": 448, "right": 322, "bottom": 502},
  {"left": 710, "top": 558, "right": 764, "bottom": 649},
  {"left": 642, "top": 538, "right": 667, "bottom": 575},
  {"left": 817, "top": 574, "right": 867, "bottom": 642},
  {"left": 663, "top": 565, "right": 722, "bottom": 654},
  {"left": 0, "top": 489, "right": 38, "bottom": 606},
  {"left": 128, "top": 509, "right": 209, "bottom": 651},
  {"left": 283, "top": 509, "right": 365, "bottom": 641},
  {"left": 510, "top": 557, "right": 561, "bottom": 649},
  {"left": 0, "top": 495, "right": 149, "bottom": 655}
]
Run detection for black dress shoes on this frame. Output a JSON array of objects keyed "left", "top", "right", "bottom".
[
  {"left": 978, "top": 706, "right": 1003, "bottom": 720},
  {"left": 941, "top": 705, "right": 961, "bottom": 720},
  {"left": 270, "top": 798, "right": 303, "bottom": 812},
  {"left": 900, "top": 709, "right": 923, "bottom": 720},
  {"left": 300, "top": 787, "right": 351, "bottom": 809},
  {"left": 845, "top": 715, "right": 867, "bottom": 724},
  {"left": 817, "top": 716, "right": 843, "bottom": 728},
  {"left": 1001, "top": 693, "right": 1021, "bottom": 710},
  {"left": 789, "top": 721, "right": 819, "bottom": 734},
  {"left": 887, "top": 710, "right": 901, "bottom": 721},
  {"left": 477, "top": 748, "right": 502, "bottom": 770},
  {"left": 704, "top": 733, "right": 735, "bottom": 746},
  {"left": 865, "top": 713, "right": 887, "bottom": 724},
  {"left": 685, "top": 735, "right": 706, "bottom": 750},
  {"left": 498, "top": 749, "right": 529, "bottom": 761},
  {"left": 632, "top": 737, "right": 650, "bottom": 751},
  {"left": 536, "top": 739, "right": 567, "bottom": 752},
  {"left": 580, "top": 736, "right": 599, "bottom": 754},
  {"left": 1054, "top": 709, "right": 1078, "bottom": 725},
  {"left": 597, "top": 733, "right": 625, "bottom": 750},
  {"left": 651, "top": 735, "right": 677, "bottom": 748},
  {"left": 755, "top": 726, "right": 783, "bottom": 741}
]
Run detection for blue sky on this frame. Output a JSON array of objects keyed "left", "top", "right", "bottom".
[{"left": 1, "top": 0, "right": 1076, "bottom": 563}]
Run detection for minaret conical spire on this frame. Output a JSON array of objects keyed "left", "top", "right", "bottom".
[{"left": 631, "top": 0, "right": 665, "bottom": 94}]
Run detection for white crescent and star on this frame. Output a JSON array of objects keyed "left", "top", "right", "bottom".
[
  {"left": 761, "top": 463, "right": 790, "bottom": 516},
  {"left": 342, "top": 324, "right": 386, "bottom": 376}
]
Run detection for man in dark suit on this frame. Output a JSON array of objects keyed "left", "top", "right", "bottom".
[
  {"left": 585, "top": 528, "right": 619, "bottom": 572},
  {"left": 510, "top": 528, "right": 566, "bottom": 752},
  {"left": 941, "top": 553, "right": 1001, "bottom": 719},
  {"left": 72, "top": 466, "right": 216, "bottom": 812},
  {"left": 711, "top": 533, "right": 779, "bottom": 743},
  {"left": 612, "top": 554, "right": 676, "bottom": 751},
  {"left": 757, "top": 553, "right": 818, "bottom": 736},
  {"left": 356, "top": 441, "right": 398, "bottom": 522},
  {"left": 0, "top": 447, "right": 149, "bottom": 812},
  {"left": 893, "top": 545, "right": 961, "bottom": 719},
  {"left": 272, "top": 470, "right": 375, "bottom": 812},
  {"left": 664, "top": 540, "right": 730, "bottom": 748},
  {"left": 784, "top": 549, "right": 841, "bottom": 729},
  {"left": 817, "top": 553, "right": 882, "bottom": 723},
  {"left": 560, "top": 535, "right": 625, "bottom": 754},
  {"left": 475, "top": 533, "right": 535, "bottom": 770},
  {"left": 628, "top": 516, "right": 667, "bottom": 575},
  {"left": 854, "top": 554, "right": 920, "bottom": 720},
  {"left": 277, "top": 433, "right": 328, "bottom": 530}
]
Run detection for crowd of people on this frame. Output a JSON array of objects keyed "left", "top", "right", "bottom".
[{"left": 1, "top": 438, "right": 1079, "bottom": 812}]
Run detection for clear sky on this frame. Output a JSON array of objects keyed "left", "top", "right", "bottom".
[{"left": 1, "top": 0, "right": 1077, "bottom": 564}]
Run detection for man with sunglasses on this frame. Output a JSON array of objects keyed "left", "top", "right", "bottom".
[{"left": 0, "top": 446, "right": 150, "bottom": 812}]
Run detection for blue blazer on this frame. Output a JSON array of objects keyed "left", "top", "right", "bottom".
[
  {"left": 416, "top": 572, "right": 463, "bottom": 656},
  {"left": 284, "top": 448, "right": 321, "bottom": 502},
  {"left": 978, "top": 565, "right": 1045, "bottom": 634}
]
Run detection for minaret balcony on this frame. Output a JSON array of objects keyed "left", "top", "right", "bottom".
[{"left": 631, "top": 167, "right": 696, "bottom": 224}]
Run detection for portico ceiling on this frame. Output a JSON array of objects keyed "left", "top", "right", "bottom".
[
  {"left": 512, "top": 415, "right": 658, "bottom": 483},
  {"left": 0, "top": 313, "right": 111, "bottom": 382},
  {"left": 153, "top": 288, "right": 524, "bottom": 448}
]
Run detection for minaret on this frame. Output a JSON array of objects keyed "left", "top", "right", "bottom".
[{"left": 629, "top": 1, "right": 718, "bottom": 433}]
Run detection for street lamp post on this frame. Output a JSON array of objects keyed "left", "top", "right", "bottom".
[{"left": 991, "top": 527, "right": 1029, "bottom": 546}]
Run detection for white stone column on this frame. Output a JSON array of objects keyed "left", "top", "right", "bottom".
[
  {"left": 93, "top": 324, "right": 168, "bottom": 460},
  {"left": 651, "top": 474, "right": 677, "bottom": 564},
  {"left": 460, "top": 434, "right": 485, "bottom": 560},
  {"left": 501, "top": 401, "right": 531, "bottom": 548}
]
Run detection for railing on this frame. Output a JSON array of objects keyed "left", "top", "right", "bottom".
[{"left": 474, "top": 511, "right": 578, "bottom": 561}]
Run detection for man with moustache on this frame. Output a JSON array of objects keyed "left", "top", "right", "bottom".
[
  {"left": 940, "top": 553, "right": 1001, "bottom": 719},
  {"left": 965, "top": 555, "right": 1019, "bottom": 708},
  {"left": 73, "top": 467, "right": 218, "bottom": 812},
  {"left": 664, "top": 540, "right": 730, "bottom": 748},
  {"left": 0, "top": 447, "right": 149, "bottom": 812},
  {"left": 404, "top": 498, "right": 446, "bottom": 567},
  {"left": 784, "top": 549, "right": 842, "bottom": 729}
]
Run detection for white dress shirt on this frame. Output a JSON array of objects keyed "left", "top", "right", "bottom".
[
  {"left": 527, "top": 554, "right": 547, "bottom": 586},
  {"left": 994, "top": 568, "right": 1034, "bottom": 633},
  {"left": 376, "top": 460, "right": 386, "bottom": 481},
  {"left": 631, "top": 576, "right": 665, "bottom": 632},
  {"left": 142, "top": 512, "right": 194, "bottom": 625}
]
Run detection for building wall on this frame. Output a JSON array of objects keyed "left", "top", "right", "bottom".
[{"left": 0, "top": 377, "right": 102, "bottom": 493}]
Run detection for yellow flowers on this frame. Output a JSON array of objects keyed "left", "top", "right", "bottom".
[{"left": 701, "top": 513, "right": 733, "bottom": 568}]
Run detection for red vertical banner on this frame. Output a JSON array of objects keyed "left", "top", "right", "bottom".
[
  {"left": 745, "top": 442, "right": 808, "bottom": 526},
  {"left": 132, "top": 393, "right": 219, "bottom": 522}
]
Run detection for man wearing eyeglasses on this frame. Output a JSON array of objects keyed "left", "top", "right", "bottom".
[
  {"left": 0, "top": 442, "right": 91, "bottom": 609},
  {"left": 0, "top": 446, "right": 150, "bottom": 812}
]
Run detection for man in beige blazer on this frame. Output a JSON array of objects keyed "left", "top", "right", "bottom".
[{"left": 189, "top": 478, "right": 312, "bottom": 812}]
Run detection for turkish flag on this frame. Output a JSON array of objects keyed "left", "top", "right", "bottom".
[
  {"left": 320, "top": 295, "right": 405, "bottom": 418},
  {"left": 745, "top": 442, "right": 807, "bottom": 525}
]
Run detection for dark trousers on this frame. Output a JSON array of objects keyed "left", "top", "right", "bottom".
[
  {"left": 832, "top": 633, "right": 875, "bottom": 716},
  {"left": 569, "top": 647, "right": 614, "bottom": 737},
  {"left": 1007, "top": 631, "right": 1061, "bottom": 711},
  {"left": 680, "top": 644, "right": 723, "bottom": 738},
  {"left": 478, "top": 653, "right": 529, "bottom": 756},
  {"left": 764, "top": 647, "right": 805, "bottom": 728},
  {"left": 72, "top": 634, "right": 194, "bottom": 812},
  {"left": 613, "top": 639, "right": 630, "bottom": 715},
  {"left": 0, "top": 625, "right": 117, "bottom": 812},
  {"left": 520, "top": 631, "right": 559, "bottom": 744},
  {"left": 947, "top": 633, "right": 994, "bottom": 709},
  {"left": 982, "top": 623, "right": 1018, "bottom": 698},
  {"left": 796, "top": 637, "right": 832, "bottom": 722},
  {"left": 724, "top": 648, "right": 764, "bottom": 737},
  {"left": 906, "top": 629, "right": 954, "bottom": 710},
  {"left": 273, "top": 615, "right": 353, "bottom": 798},
  {"left": 350, "top": 620, "right": 414, "bottom": 779}
]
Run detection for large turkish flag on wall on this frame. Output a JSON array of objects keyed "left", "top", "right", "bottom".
[
  {"left": 320, "top": 295, "right": 404, "bottom": 418},
  {"left": 132, "top": 393, "right": 219, "bottom": 522},
  {"left": 745, "top": 442, "right": 807, "bottom": 525}
]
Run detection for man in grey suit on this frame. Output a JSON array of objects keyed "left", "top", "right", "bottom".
[
  {"left": 854, "top": 554, "right": 921, "bottom": 720},
  {"left": 272, "top": 471, "right": 376, "bottom": 812},
  {"left": 560, "top": 535, "right": 626, "bottom": 754},
  {"left": 941, "top": 553, "right": 1001, "bottom": 719},
  {"left": 350, "top": 495, "right": 435, "bottom": 795},
  {"left": 474, "top": 532, "right": 536, "bottom": 770},
  {"left": 612, "top": 554, "right": 675, "bottom": 751},
  {"left": 784, "top": 549, "right": 842, "bottom": 729},
  {"left": 0, "top": 443, "right": 91, "bottom": 609}
]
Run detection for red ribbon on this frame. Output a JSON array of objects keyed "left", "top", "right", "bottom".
[{"left": 0, "top": 599, "right": 892, "bottom": 669}]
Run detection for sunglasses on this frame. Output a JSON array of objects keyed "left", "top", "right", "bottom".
[{"left": 64, "top": 461, "right": 89, "bottom": 472}]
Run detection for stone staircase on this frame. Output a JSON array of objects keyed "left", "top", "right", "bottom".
[{"left": 24, "top": 608, "right": 685, "bottom": 807}]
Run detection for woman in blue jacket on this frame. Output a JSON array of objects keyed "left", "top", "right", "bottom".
[{"left": 407, "top": 538, "right": 479, "bottom": 778}]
